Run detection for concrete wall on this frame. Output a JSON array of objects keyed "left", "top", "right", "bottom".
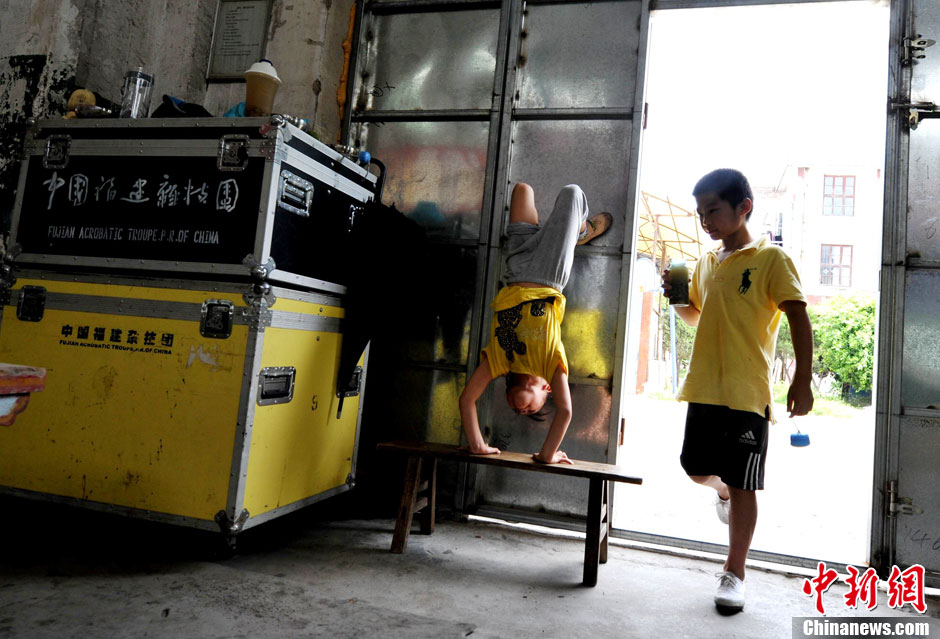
[
  {"left": 0, "top": 0, "right": 85, "bottom": 223},
  {"left": 204, "top": 0, "right": 356, "bottom": 143},
  {"left": 74, "top": 0, "right": 218, "bottom": 107},
  {"left": 1, "top": 0, "right": 356, "bottom": 228}
]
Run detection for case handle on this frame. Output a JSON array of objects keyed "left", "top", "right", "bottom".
[{"left": 278, "top": 170, "right": 315, "bottom": 216}]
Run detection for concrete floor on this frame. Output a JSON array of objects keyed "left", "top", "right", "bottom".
[{"left": 1, "top": 495, "right": 937, "bottom": 639}]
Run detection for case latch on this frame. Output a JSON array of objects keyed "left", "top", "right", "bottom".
[
  {"left": 335, "top": 365, "right": 364, "bottom": 419},
  {"left": 43, "top": 135, "right": 71, "bottom": 170},
  {"left": 258, "top": 367, "right": 296, "bottom": 406},
  {"left": 347, "top": 204, "right": 364, "bottom": 232},
  {"left": 218, "top": 135, "right": 250, "bottom": 171},
  {"left": 17, "top": 286, "right": 46, "bottom": 322},
  {"left": 339, "top": 366, "right": 364, "bottom": 399},
  {"left": 200, "top": 299, "right": 234, "bottom": 339},
  {"left": 278, "top": 170, "right": 315, "bottom": 216}
]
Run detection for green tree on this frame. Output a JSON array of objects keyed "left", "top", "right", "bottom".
[
  {"left": 775, "top": 306, "right": 824, "bottom": 380},
  {"left": 811, "top": 293, "right": 876, "bottom": 396},
  {"left": 661, "top": 297, "right": 697, "bottom": 377}
]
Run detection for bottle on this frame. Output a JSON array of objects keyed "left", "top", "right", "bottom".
[{"left": 668, "top": 259, "right": 690, "bottom": 306}]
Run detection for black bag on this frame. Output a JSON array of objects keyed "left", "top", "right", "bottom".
[{"left": 336, "top": 199, "right": 430, "bottom": 407}]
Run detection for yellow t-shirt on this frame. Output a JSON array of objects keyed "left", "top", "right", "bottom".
[
  {"left": 677, "top": 236, "right": 806, "bottom": 420},
  {"left": 481, "top": 285, "right": 569, "bottom": 382}
]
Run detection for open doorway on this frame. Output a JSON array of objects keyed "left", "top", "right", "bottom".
[{"left": 613, "top": 1, "right": 890, "bottom": 567}]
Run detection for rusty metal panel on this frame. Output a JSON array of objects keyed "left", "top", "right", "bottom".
[
  {"left": 517, "top": 2, "right": 640, "bottom": 110},
  {"left": 895, "top": 415, "right": 940, "bottom": 579},
  {"left": 354, "top": 120, "right": 490, "bottom": 240},
  {"left": 400, "top": 244, "right": 479, "bottom": 367},
  {"left": 902, "top": 270, "right": 940, "bottom": 408},
  {"left": 370, "top": 366, "right": 468, "bottom": 446},
  {"left": 910, "top": 1, "right": 940, "bottom": 106},
  {"left": 506, "top": 119, "right": 633, "bottom": 249},
  {"left": 563, "top": 255, "right": 622, "bottom": 381},
  {"left": 905, "top": 2, "right": 940, "bottom": 260},
  {"left": 353, "top": 9, "right": 500, "bottom": 112},
  {"left": 906, "top": 118, "right": 940, "bottom": 261}
]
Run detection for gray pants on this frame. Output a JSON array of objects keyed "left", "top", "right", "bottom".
[{"left": 504, "top": 184, "right": 589, "bottom": 291}]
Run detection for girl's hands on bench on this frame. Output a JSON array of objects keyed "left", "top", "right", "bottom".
[
  {"left": 459, "top": 443, "right": 501, "bottom": 455},
  {"left": 532, "top": 450, "right": 573, "bottom": 465}
]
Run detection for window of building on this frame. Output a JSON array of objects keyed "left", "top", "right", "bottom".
[
  {"left": 821, "top": 244, "right": 852, "bottom": 286},
  {"left": 823, "top": 175, "right": 855, "bottom": 216}
]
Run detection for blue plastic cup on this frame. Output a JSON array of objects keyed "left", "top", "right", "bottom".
[{"left": 790, "top": 432, "right": 810, "bottom": 447}]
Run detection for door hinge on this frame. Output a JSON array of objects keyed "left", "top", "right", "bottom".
[
  {"left": 889, "top": 101, "right": 939, "bottom": 130},
  {"left": 887, "top": 480, "right": 924, "bottom": 517},
  {"left": 902, "top": 35, "right": 935, "bottom": 66}
]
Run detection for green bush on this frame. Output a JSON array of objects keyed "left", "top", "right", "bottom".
[
  {"left": 666, "top": 292, "right": 875, "bottom": 401},
  {"left": 810, "top": 293, "right": 876, "bottom": 396}
]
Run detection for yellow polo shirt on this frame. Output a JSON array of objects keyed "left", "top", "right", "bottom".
[
  {"left": 482, "top": 285, "right": 569, "bottom": 382},
  {"left": 677, "top": 236, "right": 806, "bottom": 420}
]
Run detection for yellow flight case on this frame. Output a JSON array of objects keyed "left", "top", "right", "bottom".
[{"left": 0, "top": 269, "right": 366, "bottom": 539}]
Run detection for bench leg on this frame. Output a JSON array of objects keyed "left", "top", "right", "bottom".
[
  {"left": 583, "top": 477, "right": 609, "bottom": 586},
  {"left": 418, "top": 458, "right": 437, "bottom": 535},
  {"left": 600, "top": 479, "right": 610, "bottom": 565},
  {"left": 391, "top": 456, "right": 423, "bottom": 553},
  {"left": 391, "top": 456, "right": 438, "bottom": 553}
]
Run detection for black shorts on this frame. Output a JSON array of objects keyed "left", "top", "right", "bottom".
[{"left": 679, "top": 402, "right": 769, "bottom": 491}]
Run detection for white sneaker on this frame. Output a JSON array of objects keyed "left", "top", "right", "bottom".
[
  {"left": 714, "top": 571, "right": 745, "bottom": 614},
  {"left": 715, "top": 495, "right": 730, "bottom": 525}
]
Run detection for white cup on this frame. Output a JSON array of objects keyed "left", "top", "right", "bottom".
[{"left": 244, "top": 60, "right": 281, "bottom": 117}]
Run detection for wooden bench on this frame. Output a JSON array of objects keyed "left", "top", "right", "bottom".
[{"left": 378, "top": 440, "right": 642, "bottom": 587}]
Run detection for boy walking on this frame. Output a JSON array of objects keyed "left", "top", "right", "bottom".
[{"left": 664, "top": 169, "right": 814, "bottom": 614}]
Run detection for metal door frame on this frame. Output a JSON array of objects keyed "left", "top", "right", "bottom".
[
  {"left": 874, "top": 0, "right": 940, "bottom": 587},
  {"left": 870, "top": 0, "right": 908, "bottom": 579},
  {"left": 606, "top": 0, "right": 902, "bottom": 577}
]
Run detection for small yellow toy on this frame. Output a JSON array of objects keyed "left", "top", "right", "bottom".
[{"left": 65, "top": 88, "right": 96, "bottom": 118}]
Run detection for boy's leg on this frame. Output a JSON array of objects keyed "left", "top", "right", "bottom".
[
  {"left": 726, "top": 487, "right": 758, "bottom": 580},
  {"left": 681, "top": 403, "right": 764, "bottom": 591},
  {"left": 510, "top": 182, "right": 539, "bottom": 225},
  {"left": 688, "top": 474, "right": 730, "bottom": 501}
]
